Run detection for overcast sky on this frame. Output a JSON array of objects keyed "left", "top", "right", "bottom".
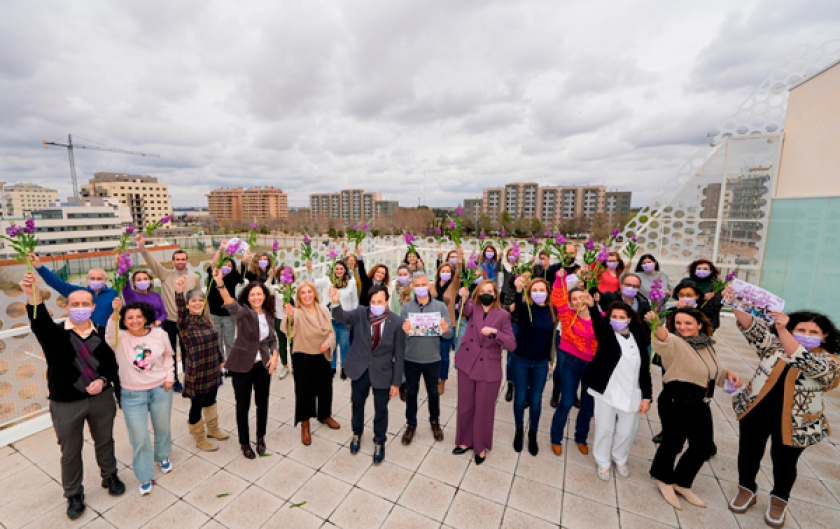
[{"left": 1, "top": 0, "right": 838, "bottom": 208}]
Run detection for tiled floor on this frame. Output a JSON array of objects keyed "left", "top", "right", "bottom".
[{"left": 2, "top": 316, "right": 840, "bottom": 528}]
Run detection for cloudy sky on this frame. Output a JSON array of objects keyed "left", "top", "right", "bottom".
[{"left": 1, "top": 0, "right": 838, "bottom": 208}]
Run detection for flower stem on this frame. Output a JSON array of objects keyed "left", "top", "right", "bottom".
[{"left": 28, "top": 258, "right": 37, "bottom": 319}]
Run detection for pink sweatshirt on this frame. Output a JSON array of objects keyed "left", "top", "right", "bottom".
[{"left": 106, "top": 321, "right": 175, "bottom": 390}]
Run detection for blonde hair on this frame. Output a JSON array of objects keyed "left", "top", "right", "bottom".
[
  {"left": 295, "top": 280, "right": 321, "bottom": 307},
  {"left": 524, "top": 277, "right": 556, "bottom": 322},
  {"left": 248, "top": 252, "right": 273, "bottom": 277}
]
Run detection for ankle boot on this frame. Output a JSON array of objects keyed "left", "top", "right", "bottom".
[
  {"left": 513, "top": 428, "right": 524, "bottom": 452},
  {"left": 301, "top": 420, "right": 312, "bottom": 446},
  {"left": 204, "top": 404, "right": 229, "bottom": 440},
  {"left": 189, "top": 419, "right": 218, "bottom": 452},
  {"left": 528, "top": 429, "right": 539, "bottom": 456}
]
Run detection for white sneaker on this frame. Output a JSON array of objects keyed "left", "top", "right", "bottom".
[
  {"left": 278, "top": 366, "right": 290, "bottom": 379},
  {"left": 139, "top": 481, "right": 153, "bottom": 495},
  {"left": 159, "top": 458, "right": 173, "bottom": 474},
  {"left": 597, "top": 466, "right": 610, "bottom": 481}
]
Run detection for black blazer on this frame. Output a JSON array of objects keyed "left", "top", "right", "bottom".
[
  {"left": 331, "top": 305, "right": 405, "bottom": 389},
  {"left": 599, "top": 289, "right": 652, "bottom": 320},
  {"left": 587, "top": 307, "right": 652, "bottom": 401}
]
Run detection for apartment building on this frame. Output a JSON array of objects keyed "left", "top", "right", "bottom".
[
  {"left": 605, "top": 191, "right": 632, "bottom": 222},
  {"left": 80, "top": 172, "right": 172, "bottom": 231},
  {"left": 310, "top": 189, "right": 394, "bottom": 223},
  {"left": 374, "top": 200, "right": 399, "bottom": 218},
  {"left": 479, "top": 183, "right": 625, "bottom": 224},
  {"left": 1, "top": 183, "right": 60, "bottom": 217},
  {"left": 206, "top": 186, "right": 289, "bottom": 223}
]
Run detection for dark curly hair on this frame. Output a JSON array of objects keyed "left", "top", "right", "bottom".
[
  {"left": 667, "top": 307, "right": 714, "bottom": 337},
  {"left": 119, "top": 301, "right": 156, "bottom": 330},
  {"left": 237, "top": 281, "right": 276, "bottom": 318},
  {"left": 672, "top": 280, "right": 703, "bottom": 301},
  {"left": 774, "top": 311, "right": 840, "bottom": 354},
  {"left": 635, "top": 253, "right": 660, "bottom": 272},
  {"left": 688, "top": 259, "right": 719, "bottom": 280}
]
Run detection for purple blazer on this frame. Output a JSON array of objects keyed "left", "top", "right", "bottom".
[{"left": 454, "top": 300, "right": 517, "bottom": 382}]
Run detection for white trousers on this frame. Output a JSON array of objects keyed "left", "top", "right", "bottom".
[{"left": 592, "top": 399, "right": 641, "bottom": 468}]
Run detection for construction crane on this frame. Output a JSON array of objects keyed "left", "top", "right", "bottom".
[{"left": 42, "top": 134, "right": 161, "bottom": 200}]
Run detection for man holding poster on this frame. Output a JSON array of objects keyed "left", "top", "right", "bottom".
[{"left": 400, "top": 272, "right": 452, "bottom": 445}]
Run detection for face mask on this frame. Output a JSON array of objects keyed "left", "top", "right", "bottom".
[
  {"left": 566, "top": 274, "right": 578, "bottom": 285},
  {"left": 793, "top": 333, "right": 823, "bottom": 350},
  {"left": 221, "top": 265, "right": 232, "bottom": 275},
  {"left": 258, "top": 260, "right": 269, "bottom": 270},
  {"left": 680, "top": 297, "right": 697, "bottom": 308},
  {"left": 642, "top": 262, "right": 656, "bottom": 273},
  {"left": 69, "top": 307, "right": 93, "bottom": 323},
  {"left": 508, "top": 255, "right": 517, "bottom": 263},
  {"left": 397, "top": 276, "right": 410, "bottom": 285},
  {"left": 622, "top": 286, "right": 638, "bottom": 298},
  {"left": 485, "top": 251, "right": 495, "bottom": 259},
  {"left": 449, "top": 258, "right": 458, "bottom": 267},
  {"left": 473, "top": 277, "right": 483, "bottom": 285},
  {"left": 607, "top": 262, "right": 619, "bottom": 270},
  {"left": 694, "top": 269, "right": 711, "bottom": 279},
  {"left": 414, "top": 286, "right": 429, "bottom": 298},
  {"left": 478, "top": 293, "right": 495, "bottom": 306},
  {"left": 610, "top": 319, "right": 629, "bottom": 332},
  {"left": 531, "top": 291, "right": 547, "bottom": 304},
  {"left": 135, "top": 280, "right": 151, "bottom": 291},
  {"left": 440, "top": 272, "right": 452, "bottom": 282},
  {"left": 88, "top": 280, "right": 105, "bottom": 290},
  {"left": 370, "top": 305, "right": 386, "bottom": 317}
]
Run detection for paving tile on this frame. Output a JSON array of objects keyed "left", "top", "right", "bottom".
[
  {"left": 155, "top": 454, "right": 218, "bottom": 497},
  {"left": 223, "top": 447, "right": 281, "bottom": 482},
  {"left": 381, "top": 504, "right": 440, "bottom": 529},
  {"left": 286, "top": 437, "right": 341, "bottom": 470},
  {"left": 0, "top": 480, "right": 64, "bottom": 529},
  {"left": 139, "top": 500, "right": 209, "bottom": 529},
  {"left": 183, "top": 469, "right": 249, "bottom": 516},
  {"left": 416, "top": 447, "right": 469, "bottom": 487},
  {"left": 0, "top": 447, "right": 32, "bottom": 479},
  {"left": 330, "top": 487, "right": 393, "bottom": 529},
  {"left": 444, "top": 490, "right": 505, "bottom": 529},
  {"left": 459, "top": 461, "right": 514, "bottom": 504},
  {"left": 618, "top": 510, "right": 679, "bottom": 529},
  {"left": 292, "top": 471, "right": 352, "bottom": 519},
  {"left": 357, "top": 461, "right": 414, "bottom": 502},
  {"left": 102, "top": 485, "right": 177, "bottom": 529},
  {"left": 385, "top": 437, "right": 433, "bottom": 472},
  {"left": 23, "top": 501, "right": 98, "bottom": 528},
  {"left": 615, "top": 477, "right": 679, "bottom": 526},
  {"left": 675, "top": 504, "right": 739, "bottom": 529},
  {"left": 506, "top": 476, "right": 562, "bottom": 524},
  {"left": 500, "top": 507, "right": 557, "bottom": 529},
  {"left": 513, "top": 451, "right": 564, "bottom": 488},
  {"left": 215, "top": 484, "right": 283, "bottom": 529},
  {"left": 563, "top": 459, "right": 617, "bottom": 507},
  {"left": 262, "top": 501, "right": 325, "bottom": 529},
  {"left": 398, "top": 474, "right": 457, "bottom": 522},
  {"left": 0, "top": 462, "right": 52, "bottom": 507},
  {"left": 321, "top": 445, "right": 376, "bottom": 484},
  {"left": 561, "top": 493, "right": 620, "bottom": 529},
  {"left": 788, "top": 498, "right": 840, "bottom": 529}
]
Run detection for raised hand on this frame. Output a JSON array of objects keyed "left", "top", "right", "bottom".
[
  {"left": 112, "top": 297, "right": 123, "bottom": 312},
  {"left": 134, "top": 233, "right": 145, "bottom": 250},
  {"left": 175, "top": 275, "right": 187, "bottom": 294},
  {"left": 19, "top": 271, "right": 37, "bottom": 296},
  {"left": 27, "top": 252, "right": 42, "bottom": 269}
]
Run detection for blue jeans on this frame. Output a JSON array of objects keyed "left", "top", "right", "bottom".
[
  {"left": 509, "top": 354, "right": 549, "bottom": 430},
  {"left": 549, "top": 352, "right": 594, "bottom": 446},
  {"left": 505, "top": 322, "right": 519, "bottom": 382},
  {"left": 331, "top": 320, "right": 352, "bottom": 369},
  {"left": 121, "top": 385, "right": 173, "bottom": 483},
  {"left": 439, "top": 336, "right": 454, "bottom": 380}
]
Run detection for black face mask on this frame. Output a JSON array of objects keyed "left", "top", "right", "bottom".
[{"left": 478, "top": 293, "right": 495, "bottom": 306}]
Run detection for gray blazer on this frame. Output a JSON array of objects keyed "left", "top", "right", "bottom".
[
  {"left": 224, "top": 301, "right": 278, "bottom": 373},
  {"left": 331, "top": 305, "right": 405, "bottom": 389}
]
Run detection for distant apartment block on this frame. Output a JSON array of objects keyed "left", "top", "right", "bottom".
[
  {"left": 80, "top": 172, "right": 172, "bottom": 231},
  {"left": 478, "top": 183, "right": 631, "bottom": 224},
  {"left": 1, "top": 183, "right": 60, "bottom": 217},
  {"left": 310, "top": 189, "right": 394, "bottom": 222},
  {"left": 206, "top": 186, "right": 289, "bottom": 223},
  {"left": 463, "top": 198, "right": 483, "bottom": 219}
]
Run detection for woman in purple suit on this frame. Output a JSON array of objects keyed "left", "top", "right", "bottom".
[{"left": 452, "top": 279, "right": 517, "bottom": 465}]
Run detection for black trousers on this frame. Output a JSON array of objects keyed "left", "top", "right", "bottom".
[
  {"left": 162, "top": 320, "right": 183, "bottom": 384},
  {"left": 738, "top": 402, "right": 805, "bottom": 501},
  {"left": 292, "top": 353, "right": 333, "bottom": 424},
  {"left": 49, "top": 388, "right": 118, "bottom": 497},
  {"left": 405, "top": 360, "right": 440, "bottom": 428},
  {"left": 650, "top": 383, "right": 713, "bottom": 488},
  {"left": 188, "top": 387, "right": 219, "bottom": 424},
  {"left": 351, "top": 369, "right": 390, "bottom": 444},
  {"left": 231, "top": 362, "right": 271, "bottom": 445}
]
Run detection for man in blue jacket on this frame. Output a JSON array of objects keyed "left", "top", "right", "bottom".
[{"left": 30, "top": 252, "right": 118, "bottom": 328}]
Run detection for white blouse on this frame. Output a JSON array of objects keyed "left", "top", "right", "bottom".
[{"left": 589, "top": 332, "right": 642, "bottom": 413}]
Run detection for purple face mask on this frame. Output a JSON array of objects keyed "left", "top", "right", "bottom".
[
  {"left": 680, "top": 297, "right": 697, "bottom": 308},
  {"left": 69, "top": 307, "right": 93, "bottom": 323},
  {"left": 607, "top": 261, "right": 619, "bottom": 270},
  {"left": 642, "top": 262, "right": 656, "bottom": 273},
  {"left": 440, "top": 272, "right": 452, "bottom": 282},
  {"left": 88, "top": 280, "right": 105, "bottom": 291},
  {"left": 258, "top": 260, "right": 269, "bottom": 270},
  {"left": 134, "top": 280, "right": 151, "bottom": 291},
  {"left": 414, "top": 286, "right": 429, "bottom": 298},
  {"left": 397, "top": 276, "right": 410, "bottom": 285},
  {"left": 221, "top": 265, "right": 232, "bottom": 275},
  {"left": 622, "top": 286, "right": 638, "bottom": 298},
  {"left": 508, "top": 255, "right": 517, "bottom": 263},
  {"left": 794, "top": 333, "right": 822, "bottom": 351},
  {"left": 694, "top": 269, "right": 711, "bottom": 279},
  {"left": 610, "top": 319, "right": 629, "bottom": 332},
  {"left": 531, "top": 291, "right": 547, "bottom": 304},
  {"left": 370, "top": 305, "right": 386, "bottom": 317},
  {"left": 485, "top": 251, "right": 495, "bottom": 260},
  {"left": 449, "top": 258, "right": 458, "bottom": 267}
]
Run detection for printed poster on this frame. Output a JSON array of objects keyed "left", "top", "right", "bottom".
[
  {"left": 408, "top": 312, "right": 442, "bottom": 337},
  {"left": 723, "top": 279, "right": 785, "bottom": 324}
]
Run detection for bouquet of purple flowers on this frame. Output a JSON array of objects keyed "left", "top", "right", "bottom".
[
  {"left": 646, "top": 277, "right": 671, "bottom": 365},
  {"left": 622, "top": 233, "right": 639, "bottom": 262},
  {"left": 498, "top": 228, "right": 510, "bottom": 252},
  {"left": 456, "top": 253, "right": 480, "bottom": 337},
  {"left": 3, "top": 218, "right": 40, "bottom": 316},
  {"left": 347, "top": 221, "right": 369, "bottom": 248},
  {"left": 300, "top": 234, "right": 313, "bottom": 261},
  {"left": 111, "top": 250, "right": 134, "bottom": 346},
  {"left": 326, "top": 247, "right": 341, "bottom": 287},
  {"left": 403, "top": 232, "right": 418, "bottom": 256},
  {"left": 246, "top": 219, "right": 260, "bottom": 247},
  {"left": 448, "top": 207, "right": 464, "bottom": 246},
  {"left": 546, "top": 233, "right": 575, "bottom": 268},
  {"left": 144, "top": 214, "right": 171, "bottom": 237},
  {"left": 433, "top": 225, "right": 446, "bottom": 245},
  {"left": 277, "top": 266, "right": 296, "bottom": 345},
  {"left": 704, "top": 268, "right": 738, "bottom": 307}
]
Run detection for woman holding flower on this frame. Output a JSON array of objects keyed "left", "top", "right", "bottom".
[
  {"left": 646, "top": 307, "right": 742, "bottom": 511},
  {"left": 725, "top": 287, "right": 839, "bottom": 528},
  {"left": 679, "top": 259, "right": 723, "bottom": 332},
  {"left": 121, "top": 270, "right": 166, "bottom": 327},
  {"left": 205, "top": 249, "right": 244, "bottom": 362},
  {"left": 307, "top": 259, "right": 358, "bottom": 379},
  {"left": 272, "top": 265, "right": 296, "bottom": 379},
  {"left": 431, "top": 261, "right": 460, "bottom": 394},
  {"left": 402, "top": 250, "right": 425, "bottom": 273}
]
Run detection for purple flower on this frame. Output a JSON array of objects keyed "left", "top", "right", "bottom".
[
  {"left": 434, "top": 227, "right": 442, "bottom": 235},
  {"left": 272, "top": 240, "right": 279, "bottom": 252},
  {"left": 225, "top": 240, "right": 242, "bottom": 255},
  {"left": 281, "top": 266, "right": 294, "bottom": 285},
  {"left": 530, "top": 236, "right": 538, "bottom": 245},
  {"left": 500, "top": 229, "right": 507, "bottom": 238},
  {"left": 479, "top": 231, "right": 486, "bottom": 240},
  {"left": 303, "top": 234, "right": 311, "bottom": 244},
  {"left": 610, "top": 228, "right": 621, "bottom": 239},
  {"left": 584, "top": 238, "right": 595, "bottom": 251},
  {"left": 328, "top": 249, "right": 338, "bottom": 260},
  {"left": 251, "top": 222, "right": 258, "bottom": 230},
  {"left": 466, "top": 254, "right": 478, "bottom": 270},
  {"left": 456, "top": 207, "right": 463, "bottom": 217},
  {"left": 544, "top": 230, "right": 552, "bottom": 238},
  {"left": 555, "top": 234, "right": 566, "bottom": 246},
  {"left": 361, "top": 222, "right": 368, "bottom": 230},
  {"left": 6, "top": 224, "right": 21, "bottom": 238},
  {"left": 649, "top": 278, "right": 665, "bottom": 303},
  {"left": 117, "top": 252, "right": 132, "bottom": 275},
  {"left": 726, "top": 269, "right": 738, "bottom": 282},
  {"left": 597, "top": 246, "right": 610, "bottom": 263},
  {"left": 160, "top": 215, "right": 172, "bottom": 224},
  {"left": 449, "top": 221, "right": 457, "bottom": 229},
  {"left": 24, "top": 218, "right": 35, "bottom": 234},
  {"left": 630, "top": 235, "right": 638, "bottom": 243},
  {"left": 352, "top": 224, "right": 358, "bottom": 231},
  {"left": 403, "top": 233, "right": 415, "bottom": 245},
  {"left": 511, "top": 246, "right": 520, "bottom": 258},
  {"left": 125, "top": 226, "right": 135, "bottom": 234}
]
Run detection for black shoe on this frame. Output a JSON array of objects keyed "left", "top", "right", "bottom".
[
  {"left": 331, "top": 368, "right": 337, "bottom": 379},
  {"left": 573, "top": 397, "right": 580, "bottom": 409},
  {"left": 66, "top": 494, "right": 85, "bottom": 520},
  {"left": 101, "top": 473, "right": 126, "bottom": 496},
  {"left": 474, "top": 452, "right": 486, "bottom": 465},
  {"left": 505, "top": 383, "right": 514, "bottom": 402},
  {"left": 340, "top": 368, "right": 347, "bottom": 380},
  {"left": 513, "top": 428, "right": 524, "bottom": 453},
  {"left": 652, "top": 432, "right": 663, "bottom": 444},
  {"left": 452, "top": 446, "right": 471, "bottom": 455},
  {"left": 528, "top": 430, "right": 539, "bottom": 456},
  {"left": 707, "top": 443, "right": 717, "bottom": 460},
  {"left": 550, "top": 393, "right": 559, "bottom": 409}
]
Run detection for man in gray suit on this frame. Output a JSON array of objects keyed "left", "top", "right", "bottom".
[{"left": 330, "top": 284, "right": 405, "bottom": 464}]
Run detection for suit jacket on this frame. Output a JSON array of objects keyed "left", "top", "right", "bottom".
[
  {"left": 331, "top": 305, "right": 405, "bottom": 389},
  {"left": 454, "top": 300, "right": 517, "bottom": 382},
  {"left": 223, "top": 301, "right": 279, "bottom": 373}
]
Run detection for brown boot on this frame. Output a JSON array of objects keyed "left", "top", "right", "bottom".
[
  {"left": 204, "top": 404, "right": 229, "bottom": 440},
  {"left": 319, "top": 417, "right": 341, "bottom": 430},
  {"left": 188, "top": 419, "right": 218, "bottom": 452},
  {"left": 765, "top": 495, "right": 787, "bottom": 528},
  {"left": 551, "top": 444, "right": 563, "bottom": 456},
  {"left": 728, "top": 485, "right": 756, "bottom": 514},
  {"left": 301, "top": 420, "right": 312, "bottom": 446},
  {"left": 438, "top": 380, "right": 445, "bottom": 395},
  {"left": 577, "top": 444, "right": 589, "bottom": 455}
]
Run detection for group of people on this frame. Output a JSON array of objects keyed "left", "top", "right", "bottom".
[{"left": 22, "top": 238, "right": 839, "bottom": 529}]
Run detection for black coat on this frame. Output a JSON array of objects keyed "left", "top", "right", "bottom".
[
  {"left": 357, "top": 258, "right": 374, "bottom": 307},
  {"left": 599, "top": 289, "right": 652, "bottom": 319},
  {"left": 586, "top": 307, "right": 653, "bottom": 402}
]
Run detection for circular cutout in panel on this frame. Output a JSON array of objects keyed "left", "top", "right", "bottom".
[
  {"left": 15, "top": 363, "right": 36, "bottom": 380},
  {"left": 18, "top": 384, "right": 39, "bottom": 400},
  {"left": 0, "top": 402, "right": 14, "bottom": 420},
  {"left": 22, "top": 403, "right": 43, "bottom": 415},
  {"left": 0, "top": 380, "right": 10, "bottom": 397}
]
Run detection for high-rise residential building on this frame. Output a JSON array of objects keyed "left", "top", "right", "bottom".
[
  {"left": 206, "top": 186, "right": 289, "bottom": 223},
  {"left": 605, "top": 191, "right": 633, "bottom": 223},
  {"left": 1, "top": 183, "right": 60, "bottom": 217},
  {"left": 463, "top": 198, "right": 483, "bottom": 219},
  {"left": 309, "top": 189, "right": 396, "bottom": 223},
  {"left": 80, "top": 172, "right": 172, "bottom": 231},
  {"left": 479, "top": 183, "right": 623, "bottom": 224}
]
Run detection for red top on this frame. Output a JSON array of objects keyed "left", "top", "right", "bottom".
[{"left": 551, "top": 271, "right": 598, "bottom": 362}]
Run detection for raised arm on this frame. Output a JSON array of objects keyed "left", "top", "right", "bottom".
[
  {"left": 105, "top": 298, "right": 123, "bottom": 350},
  {"left": 587, "top": 297, "right": 612, "bottom": 343},
  {"left": 550, "top": 270, "right": 571, "bottom": 314},
  {"left": 136, "top": 233, "right": 170, "bottom": 281},
  {"left": 30, "top": 253, "right": 81, "bottom": 298},
  {"left": 174, "top": 276, "right": 189, "bottom": 332}
]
